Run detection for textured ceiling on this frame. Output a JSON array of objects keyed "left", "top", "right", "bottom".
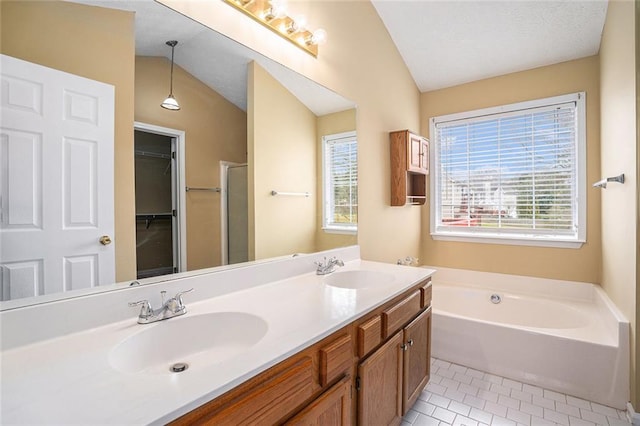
[
  {"left": 372, "top": 0, "right": 608, "bottom": 92},
  {"left": 72, "top": 0, "right": 354, "bottom": 115}
]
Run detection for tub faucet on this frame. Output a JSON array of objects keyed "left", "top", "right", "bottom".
[
  {"left": 315, "top": 256, "right": 344, "bottom": 275},
  {"left": 129, "top": 288, "right": 193, "bottom": 324}
]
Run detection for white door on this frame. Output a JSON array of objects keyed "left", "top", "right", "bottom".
[{"left": 0, "top": 54, "right": 115, "bottom": 301}]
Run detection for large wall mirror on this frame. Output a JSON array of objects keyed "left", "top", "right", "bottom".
[{"left": 0, "top": 0, "right": 357, "bottom": 308}]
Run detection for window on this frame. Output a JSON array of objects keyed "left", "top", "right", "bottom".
[
  {"left": 430, "top": 92, "right": 586, "bottom": 248},
  {"left": 322, "top": 131, "right": 357, "bottom": 233}
]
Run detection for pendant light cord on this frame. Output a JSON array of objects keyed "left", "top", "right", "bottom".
[{"left": 169, "top": 43, "right": 175, "bottom": 96}]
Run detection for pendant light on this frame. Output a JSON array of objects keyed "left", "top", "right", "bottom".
[{"left": 161, "top": 40, "right": 180, "bottom": 111}]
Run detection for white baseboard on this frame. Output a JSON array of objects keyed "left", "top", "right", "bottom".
[{"left": 627, "top": 402, "right": 640, "bottom": 425}]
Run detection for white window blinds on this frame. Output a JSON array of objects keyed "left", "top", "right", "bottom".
[
  {"left": 430, "top": 93, "right": 586, "bottom": 247},
  {"left": 323, "top": 132, "right": 357, "bottom": 232}
]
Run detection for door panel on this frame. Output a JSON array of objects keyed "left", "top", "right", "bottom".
[
  {"left": 1, "top": 130, "right": 42, "bottom": 228},
  {"left": 0, "top": 260, "right": 43, "bottom": 300},
  {"left": 63, "top": 137, "right": 97, "bottom": 227},
  {"left": 403, "top": 307, "right": 432, "bottom": 414},
  {"left": 63, "top": 255, "right": 98, "bottom": 291},
  {"left": 358, "top": 332, "right": 403, "bottom": 426}
]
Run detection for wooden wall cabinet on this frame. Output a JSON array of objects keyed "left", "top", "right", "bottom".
[
  {"left": 171, "top": 278, "right": 432, "bottom": 426},
  {"left": 390, "top": 130, "right": 429, "bottom": 206}
]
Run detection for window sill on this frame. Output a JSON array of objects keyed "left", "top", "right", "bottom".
[
  {"left": 322, "top": 227, "right": 357, "bottom": 235},
  {"left": 431, "top": 232, "right": 585, "bottom": 249}
]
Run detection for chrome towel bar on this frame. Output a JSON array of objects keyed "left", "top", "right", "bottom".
[
  {"left": 186, "top": 186, "right": 221, "bottom": 192},
  {"left": 271, "top": 190, "right": 310, "bottom": 197}
]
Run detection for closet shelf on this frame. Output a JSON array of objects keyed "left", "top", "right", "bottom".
[
  {"left": 136, "top": 213, "right": 173, "bottom": 218},
  {"left": 135, "top": 150, "right": 171, "bottom": 160},
  {"left": 136, "top": 213, "right": 173, "bottom": 229}
]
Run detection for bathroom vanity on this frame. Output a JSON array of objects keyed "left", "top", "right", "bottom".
[
  {"left": 0, "top": 246, "right": 434, "bottom": 425},
  {"left": 173, "top": 275, "right": 432, "bottom": 425}
]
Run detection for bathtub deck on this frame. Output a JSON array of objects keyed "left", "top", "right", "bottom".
[{"left": 403, "top": 358, "right": 630, "bottom": 426}]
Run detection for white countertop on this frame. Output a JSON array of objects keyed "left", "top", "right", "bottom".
[{"left": 0, "top": 258, "right": 434, "bottom": 425}]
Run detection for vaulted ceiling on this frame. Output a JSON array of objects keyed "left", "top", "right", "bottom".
[{"left": 372, "top": 0, "right": 609, "bottom": 92}]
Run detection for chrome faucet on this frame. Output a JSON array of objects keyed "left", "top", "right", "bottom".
[
  {"left": 129, "top": 288, "right": 194, "bottom": 324},
  {"left": 315, "top": 256, "right": 344, "bottom": 275}
]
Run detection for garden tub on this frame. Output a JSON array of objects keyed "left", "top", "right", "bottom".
[{"left": 428, "top": 267, "right": 629, "bottom": 409}]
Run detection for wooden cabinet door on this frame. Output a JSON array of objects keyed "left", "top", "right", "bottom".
[
  {"left": 402, "top": 307, "right": 432, "bottom": 414},
  {"left": 285, "top": 376, "right": 352, "bottom": 426},
  {"left": 408, "top": 133, "right": 423, "bottom": 173},
  {"left": 419, "top": 138, "right": 429, "bottom": 174},
  {"left": 357, "top": 332, "right": 403, "bottom": 426}
]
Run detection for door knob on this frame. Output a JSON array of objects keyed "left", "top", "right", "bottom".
[{"left": 99, "top": 235, "right": 112, "bottom": 245}]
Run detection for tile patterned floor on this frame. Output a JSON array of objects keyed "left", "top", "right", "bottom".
[{"left": 402, "top": 358, "right": 630, "bottom": 426}]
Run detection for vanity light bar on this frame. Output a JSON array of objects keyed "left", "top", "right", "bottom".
[{"left": 222, "top": 0, "right": 326, "bottom": 57}]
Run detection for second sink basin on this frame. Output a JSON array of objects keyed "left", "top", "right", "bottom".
[
  {"left": 109, "top": 312, "right": 268, "bottom": 374},
  {"left": 323, "top": 270, "right": 395, "bottom": 290}
]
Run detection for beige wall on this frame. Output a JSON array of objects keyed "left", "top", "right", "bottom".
[
  {"left": 135, "top": 57, "right": 247, "bottom": 271},
  {"left": 420, "top": 57, "right": 601, "bottom": 283},
  {"left": 599, "top": 0, "right": 638, "bottom": 407},
  {"left": 1, "top": 0, "right": 137, "bottom": 282},
  {"left": 248, "top": 62, "right": 317, "bottom": 259},
  {"left": 160, "top": 0, "right": 422, "bottom": 265},
  {"left": 316, "top": 109, "right": 358, "bottom": 251}
]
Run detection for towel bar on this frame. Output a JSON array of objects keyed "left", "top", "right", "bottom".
[
  {"left": 186, "top": 187, "right": 221, "bottom": 192},
  {"left": 270, "top": 190, "right": 310, "bottom": 197}
]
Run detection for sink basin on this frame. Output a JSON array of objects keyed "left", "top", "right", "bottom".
[
  {"left": 323, "top": 270, "right": 395, "bottom": 290},
  {"left": 109, "top": 312, "right": 268, "bottom": 374}
]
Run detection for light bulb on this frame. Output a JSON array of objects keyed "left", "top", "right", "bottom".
[
  {"left": 293, "top": 15, "right": 307, "bottom": 32},
  {"left": 308, "top": 28, "right": 327, "bottom": 45},
  {"left": 264, "top": 0, "right": 286, "bottom": 20}
]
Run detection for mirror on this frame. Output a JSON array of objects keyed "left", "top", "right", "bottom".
[{"left": 0, "top": 0, "right": 357, "bottom": 307}]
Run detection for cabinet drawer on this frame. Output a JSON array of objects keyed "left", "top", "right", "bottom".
[
  {"left": 421, "top": 280, "right": 432, "bottom": 309},
  {"left": 357, "top": 315, "right": 382, "bottom": 357},
  {"left": 174, "top": 357, "right": 314, "bottom": 425},
  {"left": 320, "top": 334, "right": 353, "bottom": 386},
  {"left": 382, "top": 290, "right": 421, "bottom": 338}
]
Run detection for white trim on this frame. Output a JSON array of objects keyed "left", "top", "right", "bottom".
[
  {"left": 133, "top": 122, "right": 187, "bottom": 272},
  {"left": 431, "top": 234, "right": 583, "bottom": 249},
  {"left": 429, "top": 92, "right": 586, "bottom": 248},
  {"left": 219, "top": 161, "right": 246, "bottom": 265},
  {"left": 321, "top": 226, "right": 357, "bottom": 235},
  {"left": 322, "top": 130, "right": 358, "bottom": 232},
  {"left": 431, "top": 92, "right": 583, "bottom": 124},
  {"left": 575, "top": 92, "right": 587, "bottom": 243}
]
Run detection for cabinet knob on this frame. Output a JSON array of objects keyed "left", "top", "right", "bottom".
[
  {"left": 400, "top": 343, "right": 408, "bottom": 351},
  {"left": 408, "top": 339, "right": 414, "bottom": 346}
]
